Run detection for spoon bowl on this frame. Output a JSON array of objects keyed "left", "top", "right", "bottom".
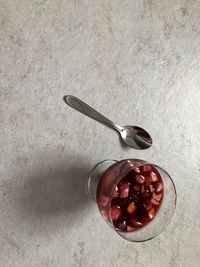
[{"left": 120, "top": 126, "right": 152, "bottom": 149}]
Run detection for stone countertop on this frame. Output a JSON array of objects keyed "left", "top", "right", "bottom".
[{"left": 1, "top": 1, "right": 200, "bottom": 266}]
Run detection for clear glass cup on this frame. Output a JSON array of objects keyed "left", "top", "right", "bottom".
[{"left": 86, "top": 159, "right": 177, "bottom": 242}]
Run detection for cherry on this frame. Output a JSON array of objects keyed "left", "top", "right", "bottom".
[
  {"left": 135, "top": 175, "right": 145, "bottom": 184},
  {"left": 141, "top": 164, "right": 152, "bottom": 173}
]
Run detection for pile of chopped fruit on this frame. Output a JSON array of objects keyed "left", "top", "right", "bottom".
[{"left": 97, "top": 164, "right": 164, "bottom": 232}]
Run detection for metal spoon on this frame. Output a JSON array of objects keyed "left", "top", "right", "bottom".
[{"left": 63, "top": 95, "right": 152, "bottom": 150}]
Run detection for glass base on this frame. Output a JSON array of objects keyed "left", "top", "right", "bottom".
[{"left": 86, "top": 160, "right": 117, "bottom": 202}]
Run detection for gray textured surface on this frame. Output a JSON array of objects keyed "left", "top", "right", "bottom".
[{"left": 1, "top": 0, "right": 200, "bottom": 266}]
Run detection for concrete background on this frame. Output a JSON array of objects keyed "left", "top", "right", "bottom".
[{"left": 1, "top": 0, "right": 200, "bottom": 266}]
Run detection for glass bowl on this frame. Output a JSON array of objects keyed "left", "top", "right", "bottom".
[{"left": 86, "top": 159, "right": 177, "bottom": 242}]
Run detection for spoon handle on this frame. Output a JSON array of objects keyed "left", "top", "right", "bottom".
[{"left": 63, "top": 95, "right": 122, "bottom": 132}]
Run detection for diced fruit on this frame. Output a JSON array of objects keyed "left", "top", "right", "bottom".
[
  {"left": 150, "top": 171, "right": 158, "bottom": 182},
  {"left": 156, "top": 182, "right": 163, "bottom": 192},
  {"left": 135, "top": 175, "right": 145, "bottom": 184},
  {"left": 97, "top": 160, "right": 164, "bottom": 233},
  {"left": 149, "top": 184, "right": 155, "bottom": 193},
  {"left": 119, "top": 182, "right": 129, "bottom": 198},
  {"left": 127, "top": 202, "right": 136, "bottom": 214},
  {"left": 99, "top": 195, "right": 109, "bottom": 207},
  {"left": 133, "top": 167, "right": 140, "bottom": 174},
  {"left": 141, "top": 165, "right": 152, "bottom": 173},
  {"left": 111, "top": 206, "right": 122, "bottom": 221},
  {"left": 148, "top": 207, "right": 156, "bottom": 219},
  {"left": 151, "top": 198, "right": 160, "bottom": 206},
  {"left": 153, "top": 193, "right": 162, "bottom": 202},
  {"left": 128, "top": 217, "right": 143, "bottom": 228},
  {"left": 112, "top": 186, "right": 119, "bottom": 198}
]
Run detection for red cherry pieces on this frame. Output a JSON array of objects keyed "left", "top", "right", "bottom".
[{"left": 97, "top": 164, "right": 164, "bottom": 232}]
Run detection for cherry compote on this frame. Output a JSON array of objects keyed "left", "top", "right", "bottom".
[{"left": 97, "top": 163, "right": 164, "bottom": 232}]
